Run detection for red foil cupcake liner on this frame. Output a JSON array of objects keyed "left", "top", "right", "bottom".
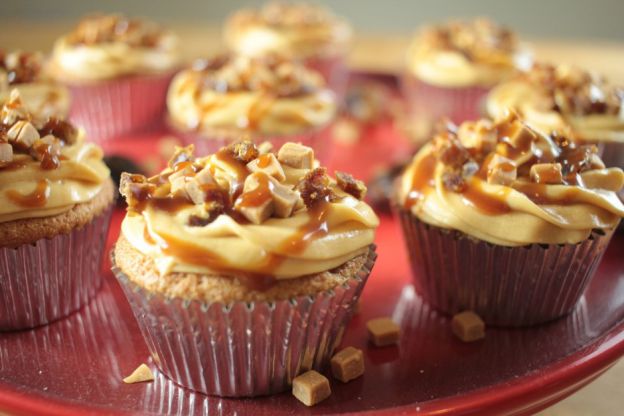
[
  {"left": 401, "top": 74, "right": 490, "bottom": 142},
  {"left": 0, "top": 205, "right": 114, "bottom": 331},
  {"left": 170, "top": 123, "right": 333, "bottom": 164},
  {"left": 395, "top": 206, "right": 615, "bottom": 327},
  {"left": 67, "top": 72, "right": 175, "bottom": 145},
  {"left": 304, "top": 54, "right": 349, "bottom": 102},
  {"left": 111, "top": 246, "right": 376, "bottom": 397}
]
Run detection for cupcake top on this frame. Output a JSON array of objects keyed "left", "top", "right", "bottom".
[
  {"left": 167, "top": 55, "right": 337, "bottom": 136},
  {"left": 119, "top": 140, "right": 378, "bottom": 279},
  {"left": 398, "top": 113, "right": 624, "bottom": 246},
  {"left": 407, "top": 18, "right": 532, "bottom": 88},
  {"left": 224, "top": 1, "right": 352, "bottom": 60},
  {"left": 487, "top": 63, "right": 624, "bottom": 143},
  {"left": 49, "top": 14, "right": 180, "bottom": 82},
  {"left": 0, "top": 90, "right": 110, "bottom": 222},
  {"left": 0, "top": 50, "right": 69, "bottom": 118}
]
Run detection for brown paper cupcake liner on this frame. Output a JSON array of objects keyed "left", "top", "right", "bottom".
[
  {"left": 395, "top": 206, "right": 615, "bottom": 327},
  {"left": 111, "top": 246, "right": 376, "bottom": 397},
  {"left": 0, "top": 205, "right": 114, "bottom": 331}
]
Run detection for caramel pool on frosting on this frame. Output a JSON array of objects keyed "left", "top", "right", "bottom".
[
  {"left": 399, "top": 113, "right": 624, "bottom": 246},
  {"left": 119, "top": 140, "right": 378, "bottom": 279}
]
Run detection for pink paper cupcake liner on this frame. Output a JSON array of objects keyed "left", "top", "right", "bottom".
[
  {"left": 170, "top": 123, "right": 333, "bottom": 164},
  {"left": 395, "top": 206, "right": 615, "bottom": 327},
  {"left": 0, "top": 205, "right": 114, "bottom": 331},
  {"left": 111, "top": 246, "right": 376, "bottom": 397},
  {"left": 304, "top": 54, "right": 349, "bottom": 102},
  {"left": 401, "top": 74, "right": 490, "bottom": 141},
  {"left": 68, "top": 72, "right": 175, "bottom": 145}
]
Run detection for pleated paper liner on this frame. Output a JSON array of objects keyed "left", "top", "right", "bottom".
[
  {"left": 395, "top": 206, "right": 615, "bottom": 327},
  {"left": 111, "top": 246, "right": 376, "bottom": 397},
  {"left": 400, "top": 73, "right": 490, "bottom": 141},
  {"left": 0, "top": 205, "right": 114, "bottom": 331},
  {"left": 67, "top": 72, "right": 175, "bottom": 144}
]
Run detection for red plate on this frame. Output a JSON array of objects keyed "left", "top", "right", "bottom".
[{"left": 0, "top": 75, "right": 623, "bottom": 416}]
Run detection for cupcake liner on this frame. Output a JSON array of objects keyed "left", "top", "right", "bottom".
[
  {"left": 111, "top": 246, "right": 376, "bottom": 397},
  {"left": 401, "top": 74, "right": 490, "bottom": 142},
  {"left": 0, "top": 205, "right": 114, "bottom": 331},
  {"left": 67, "top": 72, "right": 175, "bottom": 145},
  {"left": 170, "top": 123, "right": 333, "bottom": 164},
  {"left": 395, "top": 206, "right": 615, "bottom": 327},
  {"left": 304, "top": 54, "right": 349, "bottom": 102}
]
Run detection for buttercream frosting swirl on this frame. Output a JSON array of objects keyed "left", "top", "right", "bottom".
[
  {"left": 487, "top": 63, "right": 624, "bottom": 143},
  {"left": 224, "top": 1, "right": 352, "bottom": 59},
  {"left": 407, "top": 18, "right": 532, "bottom": 87},
  {"left": 0, "top": 91, "right": 110, "bottom": 222},
  {"left": 167, "top": 55, "right": 336, "bottom": 136},
  {"left": 119, "top": 140, "right": 378, "bottom": 279},
  {"left": 50, "top": 14, "right": 180, "bottom": 82},
  {"left": 398, "top": 114, "right": 624, "bottom": 245},
  {"left": 0, "top": 50, "right": 69, "bottom": 118}
]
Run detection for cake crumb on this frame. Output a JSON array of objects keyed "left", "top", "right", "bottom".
[
  {"left": 123, "top": 363, "right": 154, "bottom": 384},
  {"left": 366, "top": 317, "right": 400, "bottom": 347},
  {"left": 331, "top": 346, "right": 364, "bottom": 383},
  {"left": 452, "top": 311, "right": 485, "bottom": 342},
  {"left": 292, "top": 370, "right": 331, "bottom": 406}
]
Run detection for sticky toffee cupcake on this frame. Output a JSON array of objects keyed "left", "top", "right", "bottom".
[
  {"left": 49, "top": 14, "right": 181, "bottom": 143},
  {"left": 487, "top": 63, "right": 624, "bottom": 169},
  {"left": 394, "top": 113, "right": 624, "bottom": 327},
  {"left": 224, "top": 1, "right": 352, "bottom": 98},
  {"left": 403, "top": 18, "right": 531, "bottom": 141},
  {"left": 166, "top": 55, "right": 337, "bottom": 159},
  {"left": 0, "top": 91, "right": 115, "bottom": 330},
  {"left": 0, "top": 50, "right": 69, "bottom": 119},
  {"left": 112, "top": 140, "right": 378, "bottom": 396}
]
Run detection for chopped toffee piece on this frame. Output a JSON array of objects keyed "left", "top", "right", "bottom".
[
  {"left": 451, "top": 311, "right": 485, "bottom": 342},
  {"left": 530, "top": 163, "right": 564, "bottom": 184},
  {"left": 336, "top": 171, "right": 367, "bottom": 200},
  {"left": 229, "top": 141, "right": 260, "bottom": 164},
  {"left": 292, "top": 370, "right": 331, "bottom": 407},
  {"left": 330, "top": 346, "right": 364, "bottom": 383},
  {"left": 0, "top": 51, "right": 43, "bottom": 85},
  {"left": 277, "top": 142, "right": 315, "bottom": 169},
  {"left": 0, "top": 91, "right": 78, "bottom": 170},
  {"left": 122, "top": 364, "right": 154, "bottom": 384},
  {"left": 366, "top": 317, "right": 400, "bottom": 347},
  {"left": 298, "top": 167, "right": 335, "bottom": 208}
]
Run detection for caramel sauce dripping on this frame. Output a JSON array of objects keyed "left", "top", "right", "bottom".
[
  {"left": 460, "top": 179, "right": 512, "bottom": 215},
  {"left": 512, "top": 182, "right": 582, "bottom": 205},
  {"left": 236, "top": 173, "right": 273, "bottom": 208},
  {"left": 6, "top": 179, "right": 50, "bottom": 208},
  {"left": 405, "top": 153, "right": 437, "bottom": 209},
  {"left": 257, "top": 153, "right": 273, "bottom": 169},
  {"left": 0, "top": 160, "right": 27, "bottom": 171}
]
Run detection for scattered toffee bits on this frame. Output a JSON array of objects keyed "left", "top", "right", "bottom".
[
  {"left": 521, "top": 64, "right": 622, "bottom": 117},
  {"left": 451, "top": 311, "right": 485, "bottom": 342},
  {"left": 119, "top": 140, "right": 368, "bottom": 227},
  {"left": 366, "top": 317, "right": 400, "bottom": 347},
  {"left": 414, "top": 113, "right": 610, "bottom": 210},
  {"left": 0, "top": 50, "right": 42, "bottom": 85},
  {"left": 187, "top": 55, "right": 322, "bottom": 98},
  {"left": 66, "top": 14, "right": 166, "bottom": 49},
  {"left": 336, "top": 171, "right": 366, "bottom": 200},
  {"left": 330, "top": 346, "right": 364, "bottom": 383},
  {"left": 0, "top": 91, "right": 77, "bottom": 170},
  {"left": 122, "top": 364, "right": 154, "bottom": 384},
  {"left": 292, "top": 370, "right": 331, "bottom": 407}
]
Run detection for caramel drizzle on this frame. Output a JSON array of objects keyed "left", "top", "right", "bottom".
[
  {"left": 6, "top": 179, "right": 50, "bottom": 208},
  {"left": 404, "top": 153, "right": 437, "bottom": 209}
]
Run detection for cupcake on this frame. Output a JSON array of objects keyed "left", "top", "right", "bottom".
[
  {"left": 166, "top": 55, "right": 337, "bottom": 160},
  {"left": 0, "top": 50, "right": 69, "bottom": 118},
  {"left": 48, "top": 14, "right": 181, "bottom": 143},
  {"left": 403, "top": 18, "right": 532, "bottom": 142},
  {"left": 112, "top": 140, "right": 378, "bottom": 396},
  {"left": 224, "top": 1, "right": 352, "bottom": 99},
  {"left": 0, "top": 90, "right": 115, "bottom": 331},
  {"left": 394, "top": 113, "right": 624, "bottom": 327},
  {"left": 487, "top": 63, "right": 624, "bottom": 169}
]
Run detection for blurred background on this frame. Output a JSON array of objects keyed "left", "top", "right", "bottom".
[{"left": 1, "top": 0, "right": 624, "bottom": 39}]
